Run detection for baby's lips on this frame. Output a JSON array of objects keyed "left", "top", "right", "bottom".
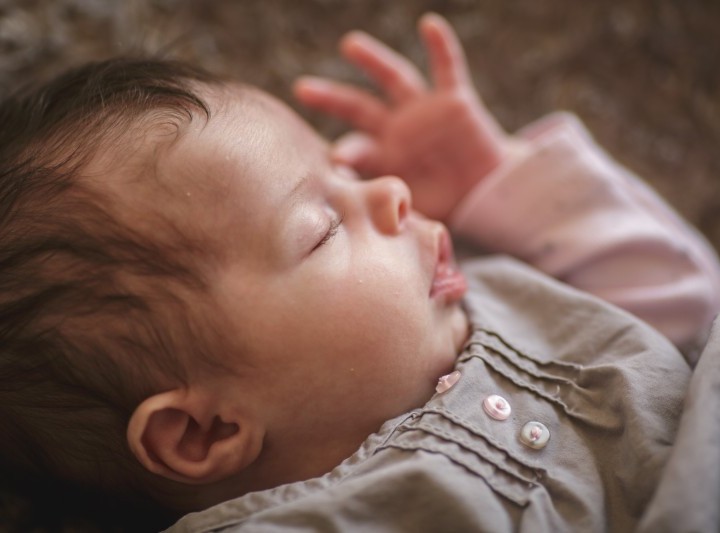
[
  {"left": 430, "top": 227, "right": 467, "bottom": 301},
  {"left": 430, "top": 264, "right": 467, "bottom": 302}
]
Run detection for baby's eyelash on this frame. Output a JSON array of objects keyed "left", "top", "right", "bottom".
[{"left": 314, "top": 212, "right": 344, "bottom": 250}]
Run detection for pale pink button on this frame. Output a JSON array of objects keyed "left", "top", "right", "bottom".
[
  {"left": 435, "top": 371, "right": 461, "bottom": 393},
  {"left": 482, "top": 394, "right": 511, "bottom": 420},
  {"left": 520, "top": 421, "right": 550, "bottom": 449}
]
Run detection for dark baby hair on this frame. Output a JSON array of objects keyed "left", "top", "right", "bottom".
[{"left": 0, "top": 57, "right": 224, "bottom": 516}]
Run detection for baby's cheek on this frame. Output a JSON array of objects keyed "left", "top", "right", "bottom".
[{"left": 307, "top": 252, "right": 429, "bottom": 355}]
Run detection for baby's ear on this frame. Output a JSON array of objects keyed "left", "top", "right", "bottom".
[{"left": 127, "top": 388, "right": 264, "bottom": 485}]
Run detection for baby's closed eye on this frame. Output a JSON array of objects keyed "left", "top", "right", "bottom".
[{"left": 313, "top": 212, "right": 345, "bottom": 251}]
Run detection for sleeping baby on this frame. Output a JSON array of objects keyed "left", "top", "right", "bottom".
[{"left": 0, "top": 13, "right": 718, "bottom": 532}]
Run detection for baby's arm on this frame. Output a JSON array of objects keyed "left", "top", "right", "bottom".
[
  {"left": 294, "top": 14, "right": 720, "bottom": 360},
  {"left": 450, "top": 112, "right": 720, "bottom": 360}
]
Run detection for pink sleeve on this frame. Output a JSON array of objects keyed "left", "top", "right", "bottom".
[{"left": 449, "top": 113, "right": 720, "bottom": 362}]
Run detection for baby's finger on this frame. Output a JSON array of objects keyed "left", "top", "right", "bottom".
[
  {"left": 332, "top": 131, "right": 383, "bottom": 177},
  {"left": 294, "top": 76, "right": 388, "bottom": 134},
  {"left": 420, "top": 13, "right": 472, "bottom": 90},
  {"left": 340, "top": 31, "right": 427, "bottom": 104}
]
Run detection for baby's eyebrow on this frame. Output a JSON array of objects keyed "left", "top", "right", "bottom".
[
  {"left": 285, "top": 172, "right": 313, "bottom": 206},
  {"left": 275, "top": 172, "right": 314, "bottom": 242}
]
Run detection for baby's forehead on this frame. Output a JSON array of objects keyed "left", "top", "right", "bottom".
[
  {"left": 158, "top": 84, "right": 325, "bottom": 183},
  {"left": 90, "top": 83, "right": 254, "bottom": 186},
  {"left": 89, "top": 86, "right": 269, "bottom": 244},
  {"left": 91, "top": 83, "right": 327, "bottom": 261}
]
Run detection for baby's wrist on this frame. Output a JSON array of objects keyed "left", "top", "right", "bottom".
[
  {"left": 470, "top": 136, "right": 528, "bottom": 187},
  {"left": 452, "top": 136, "right": 528, "bottom": 212}
]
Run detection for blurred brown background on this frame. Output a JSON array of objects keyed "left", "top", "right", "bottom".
[
  {"left": 0, "top": 0, "right": 718, "bottom": 530},
  {"left": 0, "top": 0, "right": 719, "bottom": 248}
]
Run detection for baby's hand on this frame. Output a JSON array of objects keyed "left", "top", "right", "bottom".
[{"left": 294, "top": 13, "right": 515, "bottom": 221}]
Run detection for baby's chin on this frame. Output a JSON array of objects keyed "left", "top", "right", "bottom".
[
  {"left": 433, "top": 304, "right": 470, "bottom": 376},
  {"left": 451, "top": 305, "right": 471, "bottom": 353}
]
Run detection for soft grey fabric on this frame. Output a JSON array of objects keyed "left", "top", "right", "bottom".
[
  {"left": 168, "top": 256, "right": 692, "bottom": 533},
  {"left": 637, "top": 316, "right": 720, "bottom": 533}
]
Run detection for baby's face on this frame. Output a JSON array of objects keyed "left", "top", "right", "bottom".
[{"left": 154, "top": 86, "right": 469, "bottom": 473}]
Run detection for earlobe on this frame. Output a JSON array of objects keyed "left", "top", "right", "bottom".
[{"left": 127, "top": 389, "right": 263, "bottom": 485}]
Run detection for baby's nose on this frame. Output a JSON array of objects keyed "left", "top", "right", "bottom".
[{"left": 366, "top": 176, "right": 411, "bottom": 234}]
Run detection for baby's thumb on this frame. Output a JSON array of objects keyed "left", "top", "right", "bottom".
[{"left": 332, "top": 132, "right": 381, "bottom": 176}]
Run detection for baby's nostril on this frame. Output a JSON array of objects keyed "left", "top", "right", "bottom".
[{"left": 398, "top": 198, "right": 408, "bottom": 222}]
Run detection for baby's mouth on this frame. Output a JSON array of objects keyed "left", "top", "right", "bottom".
[{"left": 430, "top": 227, "right": 467, "bottom": 303}]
